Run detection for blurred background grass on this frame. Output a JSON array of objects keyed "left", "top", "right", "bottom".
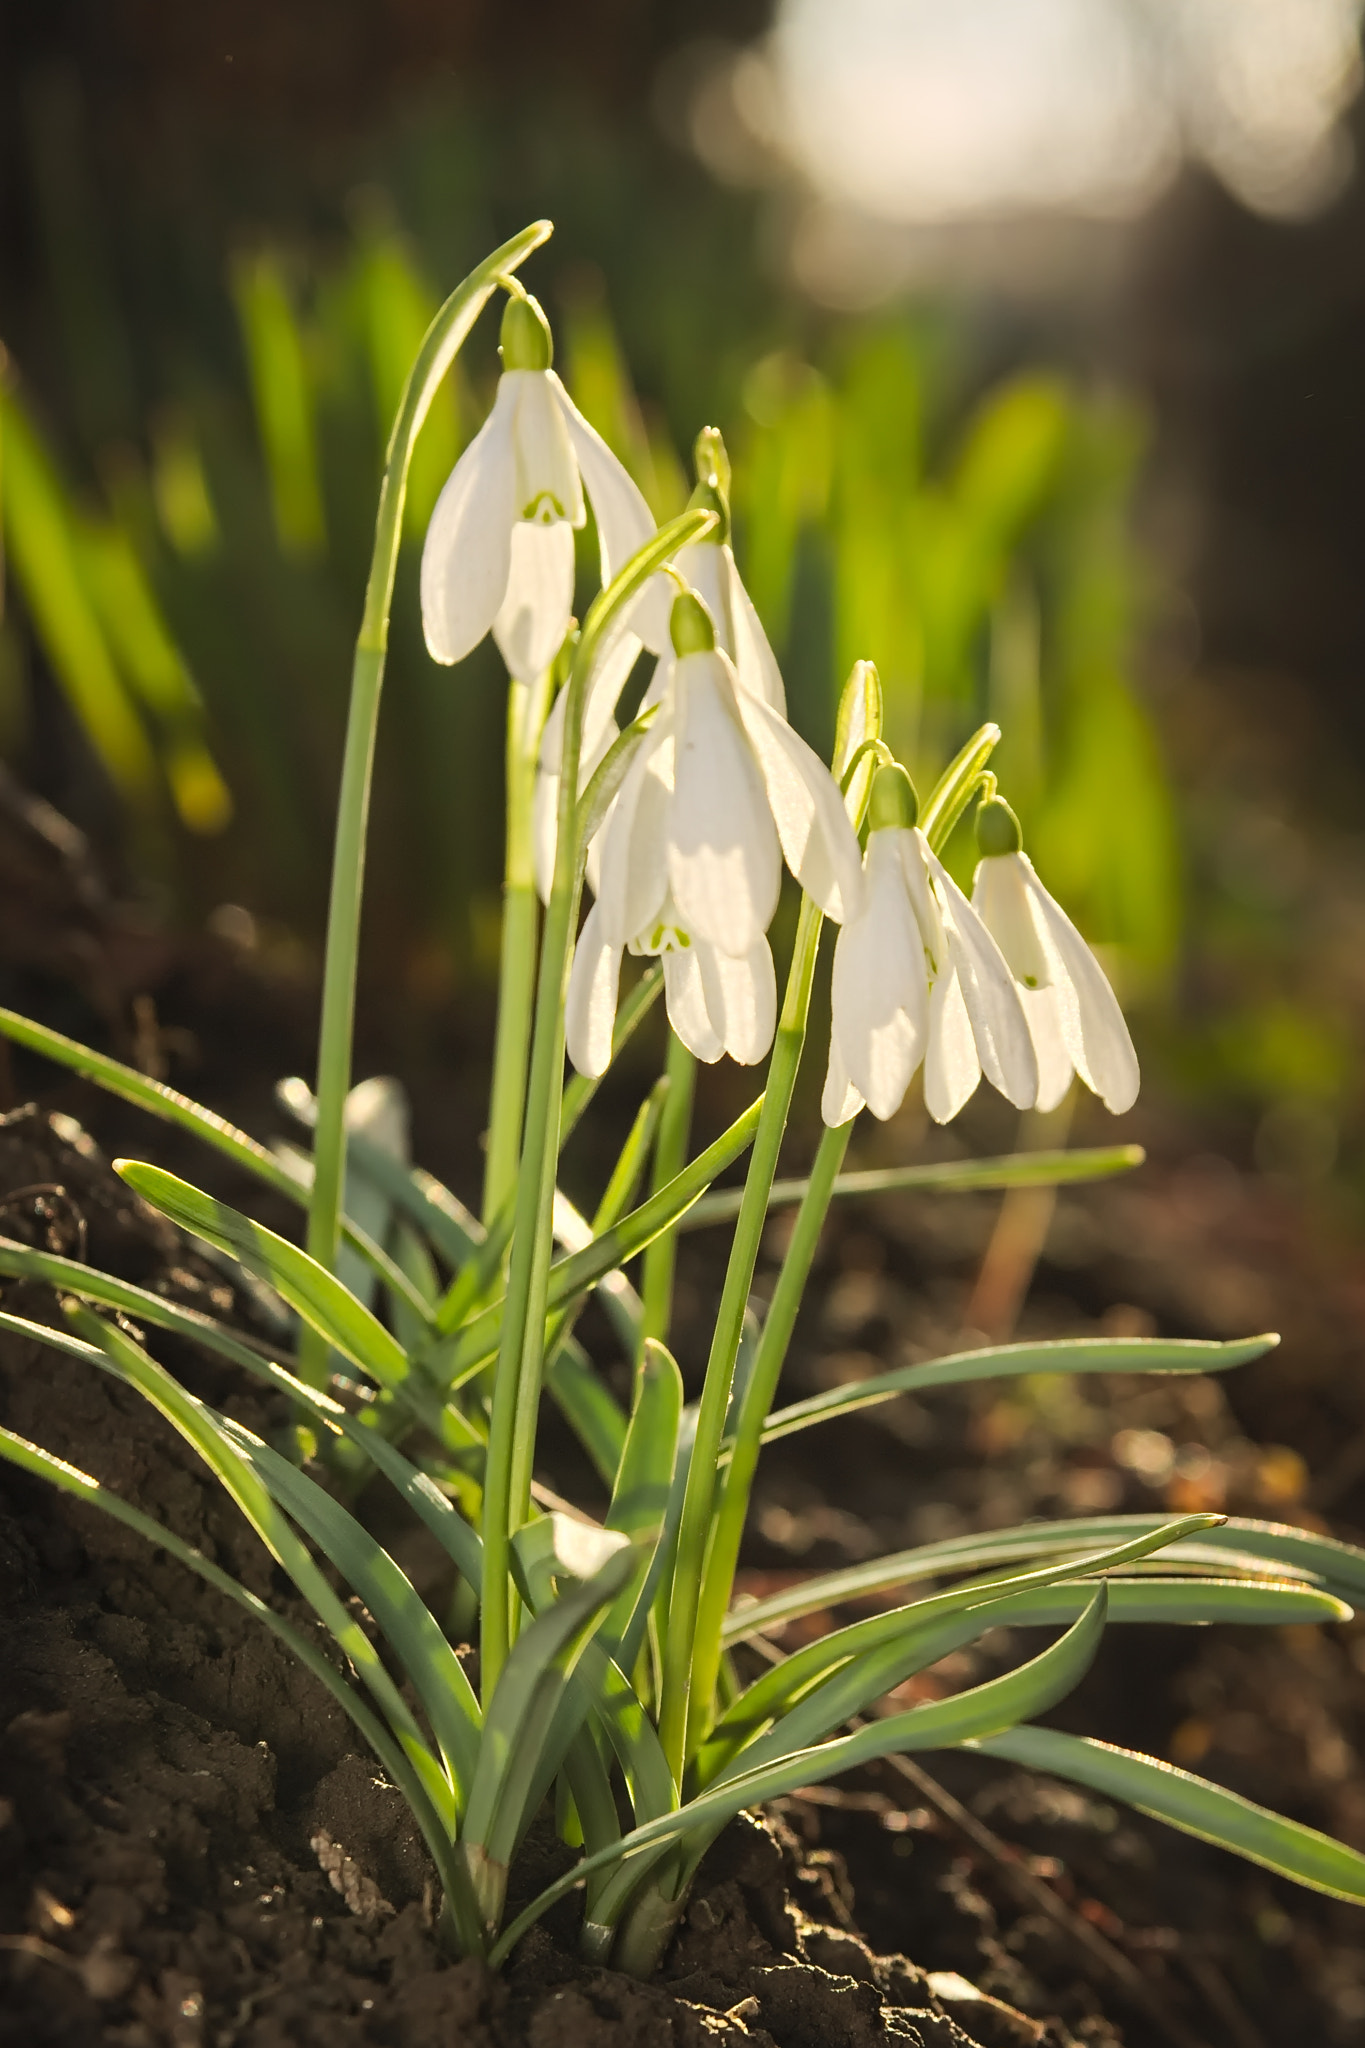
[{"left": 2, "top": 0, "right": 1365, "bottom": 1210}]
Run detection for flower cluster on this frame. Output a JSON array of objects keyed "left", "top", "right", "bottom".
[{"left": 419, "top": 288, "right": 1139, "bottom": 1131}]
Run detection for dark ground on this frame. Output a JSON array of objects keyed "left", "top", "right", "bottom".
[{"left": 0, "top": 780, "right": 1363, "bottom": 2048}]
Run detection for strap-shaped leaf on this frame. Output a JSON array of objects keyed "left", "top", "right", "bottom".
[
  {"left": 975, "top": 1726, "right": 1365, "bottom": 1906},
  {"left": 213, "top": 1413, "right": 481, "bottom": 1803},
  {"left": 700, "top": 1573, "right": 1348, "bottom": 1786},
  {"left": 278, "top": 1073, "right": 481, "bottom": 1272},
  {"left": 754, "top": 1333, "right": 1279, "bottom": 1449},
  {"left": 64, "top": 1306, "right": 457, "bottom": 1832},
  {"left": 722, "top": 1508, "right": 1335, "bottom": 1644},
  {"left": 705, "top": 1519, "right": 1214, "bottom": 1779},
  {"left": 687, "top": 1144, "right": 1146, "bottom": 1230},
  {"left": 0, "top": 1006, "right": 417, "bottom": 1302},
  {"left": 462, "top": 1543, "right": 639, "bottom": 1933},
  {"left": 116, "top": 1160, "right": 413, "bottom": 1394},
  {"left": 439, "top": 1097, "right": 764, "bottom": 1387},
  {"left": 0, "top": 1420, "right": 480, "bottom": 1941},
  {"left": 488, "top": 1590, "right": 1108, "bottom": 1966}
]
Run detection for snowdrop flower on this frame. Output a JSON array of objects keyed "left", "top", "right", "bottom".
[
  {"left": 823, "top": 765, "right": 1038, "bottom": 1127},
  {"left": 534, "top": 429, "right": 786, "bottom": 904},
  {"left": 971, "top": 799, "right": 1139, "bottom": 1115},
  {"left": 566, "top": 591, "right": 864, "bottom": 1077},
  {"left": 420, "top": 292, "right": 659, "bottom": 683}
]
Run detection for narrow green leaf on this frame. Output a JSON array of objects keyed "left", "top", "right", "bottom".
[
  {"left": 754, "top": 1334, "right": 1279, "bottom": 1449},
  {"left": 66, "top": 1306, "right": 456, "bottom": 1832},
  {"left": 722, "top": 1503, "right": 1330, "bottom": 1645},
  {"left": 0, "top": 1007, "right": 417, "bottom": 1301},
  {"left": 462, "top": 1545, "right": 638, "bottom": 1931},
  {"left": 707, "top": 1519, "right": 1214, "bottom": 1775},
  {"left": 116, "top": 1159, "right": 413, "bottom": 1394},
  {"left": 975, "top": 1726, "right": 1365, "bottom": 1906},
  {"left": 439, "top": 1096, "right": 763, "bottom": 1388},
  {"left": 686, "top": 1144, "right": 1147, "bottom": 1230},
  {"left": 545, "top": 1337, "right": 629, "bottom": 1489},
  {"left": 488, "top": 1591, "right": 1108, "bottom": 1966}
]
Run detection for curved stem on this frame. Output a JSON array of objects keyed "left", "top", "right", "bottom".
[
  {"left": 483, "top": 671, "right": 553, "bottom": 1230},
  {"left": 479, "top": 506, "right": 717, "bottom": 1698},
  {"left": 303, "top": 221, "right": 552, "bottom": 1383}
]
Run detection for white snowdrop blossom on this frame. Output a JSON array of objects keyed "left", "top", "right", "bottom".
[
  {"left": 420, "top": 293, "right": 659, "bottom": 684},
  {"left": 532, "top": 506, "right": 788, "bottom": 904},
  {"left": 970, "top": 800, "right": 1139, "bottom": 1115},
  {"left": 823, "top": 766, "right": 1037, "bottom": 1128},
  {"left": 565, "top": 594, "right": 864, "bottom": 1078}
]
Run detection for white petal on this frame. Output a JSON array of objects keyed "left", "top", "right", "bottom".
[
  {"left": 830, "top": 835, "right": 929, "bottom": 1119},
  {"left": 534, "top": 684, "right": 622, "bottom": 904},
  {"left": 896, "top": 829, "right": 949, "bottom": 970},
  {"left": 725, "top": 548, "right": 786, "bottom": 712},
  {"left": 565, "top": 904, "right": 622, "bottom": 1079},
  {"left": 822, "top": 1034, "right": 865, "bottom": 1128},
  {"left": 926, "top": 843, "right": 1038, "bottom": 1111},
  {"left": 1020, "top": 984, "right": 1076, "bottom": 1113},
  {"left": 582, "top": 627, "right": 643, "bottom": 754},
  {"left": 419, "top": 376, "right": 517, "bottom": 665},
  {"left": 924, "top": 968, "right": 981, "bottom": 1124},
  {"left": 493, "top": 519, "right": 576, "bottom": 684},
  {"left": 735, "top": 688, "right": 865, "bottom": 924},
  {"left": 971, "top": 853, "right": 1053, "bottom": 990},
  {"left": 697, "top": 935, "right": 777, "bottom": 1065},
  {"left": 1023, "top": 861, "right": 1140, "bottom": 1113},
  {"left": 596, "top": 719, "right": 672, "bottom": 946},
  {"left": 508, "top": 369, "right": 583, "bottom": 526},
  {"left": 551, "top": 373, "right": 654, "bottom": 582},
  {"left": 662, "top": 944, "right": 723, "bottom": 1063},
  {"left": 669, "top": 652, "right": 781, "bottom": 955}
]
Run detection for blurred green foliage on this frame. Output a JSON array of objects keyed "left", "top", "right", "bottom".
[{"left": 0, "top": 86, "right": 1177, "bottom": 1016}]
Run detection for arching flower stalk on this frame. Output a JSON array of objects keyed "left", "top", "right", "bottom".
[
  {"left": 566, "top": 590, "right": 864, "bottom": 1077},
  {"left": 420, "top": 291, "right": 660, "bottom": 684},
  {"left": 823, "top": 763, "right": 1038, "bottom": 1127},
  {"left": 971, "top": 796, "right": 1139, "bottom": 1114}
]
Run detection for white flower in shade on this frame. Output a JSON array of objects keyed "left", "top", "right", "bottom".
[
  {"left": 970, "top": 799, "right": 1139, "bottom": 1115},
  {"left": 565, "top": 591, "right": 864, "bottom": 1078},
  {"left": 420, "top": 292, "right": 659, "bottom": 684},
  {"left": 823, "top": 765, "right": 1038, "bottom": 1128}
]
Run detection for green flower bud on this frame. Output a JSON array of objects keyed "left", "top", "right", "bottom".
[
  {"left": 868, "top": 762, "right": 919, "bottom": 832},
  {"left": 976, "top": 796, "right": 1022, "bottom": 858},
  {"left": 500, "top": 292, "right": 554, "bottom": 371},
  {"left": 693, "top": 425, "right": 731, "bottom": 499},
  {"left": 671, "top": 589, "right": 717, "bottom": 656}
]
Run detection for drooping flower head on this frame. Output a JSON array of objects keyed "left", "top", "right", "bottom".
[
  {"left": 566, "top": 589, "right": 865, "bottom": 1078},
  {"left": 420, "top": 291, "right": 659, "bottom": 683},
  {"left": 970, "top": 797, "right": 1139, "bottom": 1115},
  {"left": 823, "top": 763, "right": 1038, "bottom": 1127}
]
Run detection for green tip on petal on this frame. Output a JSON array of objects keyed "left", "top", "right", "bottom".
[
  {"left": 671, "top": 590, "right": 717, "bottom": 656},
  {"left": 868, "top": 761, "right": 919, "bottom": 832},
  {"left": 976, "top": 796, "right": 1023, "bottom": 857},
  {"left": 500, "top": 292, "right": 554, "bottom": 370}
]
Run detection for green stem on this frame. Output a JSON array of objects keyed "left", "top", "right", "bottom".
[
  {"left": 304, "top": 221, "right": 552, "bottom": 1380},
  {"left": 639, "top": 1032, "right": 695, "bottom": 1352},
  {"left": 479, "top": 505, "right": 717, "bottom": 1698},
  {"left": 686, "top": 1117, "right": 851, "bottom": 1750},
  {"left": 482, "top": 673, "right": 552, "bottom": 1230},
  {"left": 657, "top": 895, "right": 824, "bottom": 1782}
]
